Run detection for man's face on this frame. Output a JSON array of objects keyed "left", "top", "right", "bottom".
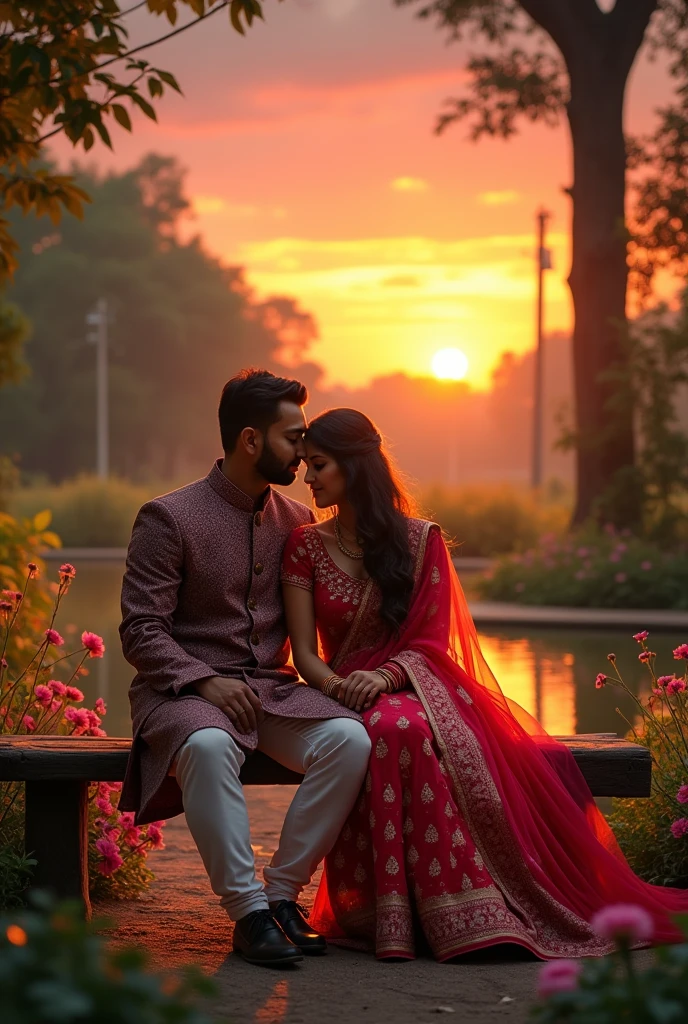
[{"left": 255, "top": 401, "right": 307, "bottom": 486}]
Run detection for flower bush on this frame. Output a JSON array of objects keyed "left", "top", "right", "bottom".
[
  {"left": 1, "top": 890, "right": 217, "bottom": 1023},
  {"left": 479, "top": 524, "right": 688, "bottom": 608},
  {"left": 596, "top": 633, "right": 688, "bottom": 885},
  {"left": 531, "top": 902, "right": 688, "bottom": 1023},
  {"left": 0, "top": 511, "right": 164, "bottom": 906}
]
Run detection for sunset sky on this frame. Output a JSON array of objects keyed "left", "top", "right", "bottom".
[{"left": 53, "top": 0, "right": 675, "bottom": 390}]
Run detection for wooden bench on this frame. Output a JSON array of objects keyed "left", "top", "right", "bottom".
[{"left": 0, "top": 733, "right": 652, "bottom": 917}]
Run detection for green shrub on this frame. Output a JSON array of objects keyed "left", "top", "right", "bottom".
[
  {"left": 419, "top": 483, "right": 569, "bottom": 557},
  {"left": 0, "top": 891, "right": 218, "bottom": 1023},
  {"left": 9, "top": 477, "right": 170, "bottom": 548},
  {"left": 479, "top": 524, "right": 688, "bottom": 608}
]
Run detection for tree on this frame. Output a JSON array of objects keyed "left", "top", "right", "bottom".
[
  {"left": 0, "top": 0, "right": 278, "bottom": 278},
  {"left": 0, "top": 154, "right": 318, "bottom": 481},
  {"left": 396, "top": 0, "right": 688, "bottom": 528}
]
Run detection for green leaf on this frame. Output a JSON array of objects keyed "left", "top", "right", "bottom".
[
  {"left": 230, "top": 0, "right": 246, "bottom": 35},
  {"left": 82, "top": 127, "right": 95, "bottom": 151},
  {"left": 33, "top": 509, "right": 51, "bottom": 532},
  {"left": 148, "top": 77, "right": 163, "bottom": 99},
  {"left": 156, "top": 70, "right": 182, "bottom": 93},
  {"left": 93, "top": 117, "right": 113, "bottom": 149},
  {"left": 131, "top": 93, "right": 157, "bottom": 121},
  {"left": 111, "top": 103, "right": 132, "bottom": 131}
]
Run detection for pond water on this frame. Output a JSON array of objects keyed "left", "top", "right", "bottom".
[{"left": 53, "top": 560, "right": 685, "bottom": 740}]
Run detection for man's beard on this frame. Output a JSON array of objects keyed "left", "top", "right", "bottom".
[{"left": 256, "top": 439, "right": 299, "bottom": 486}]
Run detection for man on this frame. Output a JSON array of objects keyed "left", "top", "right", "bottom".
[{"left": 119, "top": 369, "right": 371, "bottom": 966}]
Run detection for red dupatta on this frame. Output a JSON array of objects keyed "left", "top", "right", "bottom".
[{"left": 314, "top": 519, "right": 688, "bottom": 957}]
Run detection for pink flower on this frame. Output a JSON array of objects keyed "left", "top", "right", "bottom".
[
  {"left": 94, "top": 697, "right": 107, "bottom": 716},
  {"left": 638, "top": 650, "right": 653, "bottom": 663},
  {"left": 640, "top": 561, "right": 652, "bottom": 571},
  {"left": 118, "top": 811, "right": 135, "bottom": 827},
  {"left": 85, "top": 710, "right": 101, "bottom": 729},
  {"left": 81, "top": 631, "right": 105, "bottom": 658},
  {"left": 123, "top": 825, "right": 142, "bottom": 847},
  {"left": 657, "top": 675, "right": 675, "bottom": 688},
  {"left": 668, "top": 678, "right": 687, "bottom": 695},
  {"left": 34, "top": 684, "right": 53, "bottom": 708},
  {"left": 633, "top": 631, "right": 649, "bottom": 642},
  {"left": 48, "top": 679, "right": 66, "bottom": 696},
  {"left": 0, "top": 601, "right": 12, "bottom": 615},
  {"left": 50, "top": 698, "right": 62, "bottom": 714},
  {"left": 676, "top": 785, "right": 688, "bottom": 804},
  {"left": 595, "top": 674, "right": 607, "bottom": 689},
  {"left": 652, "top": 687, "right": 664, "bottom": 697},
  {"left": 95, "top": 795, "right": 114, "bottom": 816},
  {"left": 590, "top": 904, "right": 654, "bottom": 945},
  {"left": 108, "top": 781, "right": 123, "bottom": 792},
  {"left": 89, "top": 726, "right": 107, "bottom": 737},
  {"left": 22, "top": 715, "right": 36, "bottom": 733},
  {"left": 615, "top": 572, "right": 627, "bottom": 584},
  {"left": 536, "top": 960, "right": 582, "bottom": 999},
  {"left": 576, "top": 547, "right": 589, "bottom": 558},
  {"left": 27, "top": 562, "right": 38, "bottom": 578},
  {"left": 95, "top": 837, "right": 123, "bottom": 876},
  {"left": 1, "top": 657, "right": 7, "bottom": 669},
  {"left": 65, "top": 686, "right": 84, "bottom": 702},
  {"left": 1, "top": 589, "right": 22, "bottom": 603},
  {"left": 64, "top": 706, "right": 90, "bottom": 734},
  {"left": 607, "top": 653, "right": 616, "bottom": 663},
  {"left": 146, "top": 823, "right": 165, "bottom": 850},
  {"left": 673, "top": 644, "right": 688, "bottom": 661},
  {"left": 59, "top": 563, "right": 76, "bottom": 580},
  {"left": 609, "top": 552, "right": 621, "bottom": 563},
  {"left": 44, "top": 628, "right": 64, "bottom": 647},
  {"left": 671, "top": 818, "right": 688, "bottom": 839}
]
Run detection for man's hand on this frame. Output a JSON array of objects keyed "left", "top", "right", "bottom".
[
  {"left": 337, "top": 670, "right": 388, "bottom": 712},
  {"left": 194, "top": 676, "right": 264, "bottom": 734}
]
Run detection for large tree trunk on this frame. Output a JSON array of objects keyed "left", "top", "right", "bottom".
[{"left": 566, "top": 57, "right": 637, "bottom": 527}]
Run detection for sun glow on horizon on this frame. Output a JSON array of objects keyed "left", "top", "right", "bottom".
[{"left": 431, "top": 347, "right": 469, "bottom": 381}]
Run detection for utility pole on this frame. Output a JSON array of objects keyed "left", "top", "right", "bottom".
[
  {"left": 86, "top": 298, "right": 109, "bottom": 479},
  {"left": 531, "top": 209, "right": 551, "bottom": 490}
]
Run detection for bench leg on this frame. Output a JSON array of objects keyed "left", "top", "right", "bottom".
[{"left": 25, "top": 780, "right": 91, "bottom": 919}]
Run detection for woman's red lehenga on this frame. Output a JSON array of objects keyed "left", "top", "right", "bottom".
[{"left": 281, "top": 520, "right": 688, "bottom": 961}]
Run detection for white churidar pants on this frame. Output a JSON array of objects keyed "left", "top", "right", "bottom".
[{"left": 173, "top": 715, "right": 371, "bottom": 922}]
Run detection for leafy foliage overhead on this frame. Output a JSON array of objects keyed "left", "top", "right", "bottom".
[{"left": 0, "top": 0, "right": 280, "bottom": 278}]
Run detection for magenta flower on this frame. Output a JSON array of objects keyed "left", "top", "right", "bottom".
[
  {"left": 108, "top": 781, "right": 123, "bottom": 792},
  {"left": 44, "top": 628, "right": 64, "bottom": 647},
  {"left": 633, "top": 631, "right": 649, "bottom": 642},
  {"left": 638, "top": 650, "right": 653, "bottom": 663},
  {"left": 1, "top": 589, "right": 22, "bottom": 603},
  {"left": 94, "top": 697, "right": 107, "bottom": 716},
  {"left": 607, "top": 653, "right": 616, "bottom": 663},
  {"left": 123, "top": 825, "right": 142, "bottom": 847},
  {"left": 59, "top": 563, "right": 76, "bottom": 580},
  {"left": 34, "top": 684, "right": 53, "bottom": 708},
  {"left": 536, "top": 960, "right": 582, "bottom": 999},
  {"left": 50, "top": 698, "right": 62, "bottom": 714},
  {"left": 65, "top": 686, "right": 84, "bottom": 703},
  {"left": 27, "top": 562, "right": 38, "bottom": 578},
  {"left": 95, "top": 837, "right": 123, "bottom": 876},
  {"left": 590, "top": 904, "right": 654, "bottom": 945},
  {"left": 671, "top": 818, "right": 688, "bottom": 839},
  {"left": 0, "top": 601, "right": 13, "bottom": 615},
  {"left": 677, "top": 785, "right": 688, "bottom": 805},
  {"left": 64, "top": 706, "right": 90, "bottom": 734},
  {"left": 595, "top": 674, "right": 607, "bottom": 689},
  {"left": 48, "top": 679, "right": 66, "bottom": 696},
  {"left": 146, "top": 824, "right": 165, "bottom": 850},
  {"left": 22, "top": 715, "right": 36, "bottom": 733},
  {"left": 657, "top": 675, "right": 675, "bottom": 688},
  {"left": 118, "top": 811, "right": 135, "bottom": 827},
  {"left": 667, "top": 678, "right": 687, "bottom": 695},
  {"left": 82, "top": 631, "right": 105, "bottom": 658},
  {"left": 673, "top": 644, "right": 688, "bottom": 661},
  {"left": 95, "top": 795, "right": 114, "bottom": 816}
]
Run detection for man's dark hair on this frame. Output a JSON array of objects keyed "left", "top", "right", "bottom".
[{"left": 219, "top": 369, "right": 308, "bottom": 453}]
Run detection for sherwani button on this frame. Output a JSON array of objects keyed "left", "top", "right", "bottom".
[
  {"left": 254, "top": 512, "right": 262, "bottom": 527},
  {"left": 250, "top": 632, "right": 260, "bottom": 645},
  {"left": 254, "top": 563, "right": 264, "bottom": 575},
  {"left": 248, "top": 597, "right": 257, "bottom": 611}
]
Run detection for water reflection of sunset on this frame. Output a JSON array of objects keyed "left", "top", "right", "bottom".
[{"left": 478, "top": 634, "right": 576, "bottom": 736}]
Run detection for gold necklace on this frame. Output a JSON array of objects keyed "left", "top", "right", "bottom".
[{"left": 334, "top": 515, "right": 364, "bottom": 560}]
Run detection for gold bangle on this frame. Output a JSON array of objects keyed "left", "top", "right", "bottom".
[
  {"left": 321, "top": 674, "right": 344, "bottom": 699},
  {"left": 376, "top": 669, "right": 394, "bottom": 693}
]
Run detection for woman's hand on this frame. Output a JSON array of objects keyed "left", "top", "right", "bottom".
[{"left": 337, "top": 670, "right": 388, "bottom": 712}]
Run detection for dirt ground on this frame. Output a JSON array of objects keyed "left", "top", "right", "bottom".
[{"left": 94, "top": 786, "right": 644, "bottom": 1024}]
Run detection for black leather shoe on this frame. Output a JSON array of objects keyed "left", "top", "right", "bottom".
[
  {"left": 232, "top": 909, "right": 303, "bottom": 966},
  {"left": 269, "top": 901, "right": 327, "bottom": 955}
]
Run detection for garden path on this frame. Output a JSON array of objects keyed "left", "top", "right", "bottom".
[{"left": 95, "top": 787, "right": 655, "bottom": 1024}]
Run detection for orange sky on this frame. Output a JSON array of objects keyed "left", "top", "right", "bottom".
[{"left": 53, "top": 0, "right": 675, "bottom": 389}]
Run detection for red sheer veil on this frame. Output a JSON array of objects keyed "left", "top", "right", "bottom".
[{"left": 315, "top": 521, "right": 688, "bottom": 951}]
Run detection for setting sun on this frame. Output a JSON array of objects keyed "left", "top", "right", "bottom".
[{"left": 431, "top": 348, "right": 469, "bottom": 381}]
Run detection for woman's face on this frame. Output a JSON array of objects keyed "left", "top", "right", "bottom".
[{"left": 303, "top": 441, "right": 347, "bottom": 508}]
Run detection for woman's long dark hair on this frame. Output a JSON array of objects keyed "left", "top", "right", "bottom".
[{"left": 305, "top": 409, "right": 417, "bottom": 633}]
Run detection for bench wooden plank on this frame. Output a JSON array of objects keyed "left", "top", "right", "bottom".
[{"left": 0, "top": 734, "right": 653, "bottom": 796}]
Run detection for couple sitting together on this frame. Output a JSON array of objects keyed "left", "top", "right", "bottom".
[{"left": 119, "top": 368, "right": 688, "bottom": 968}]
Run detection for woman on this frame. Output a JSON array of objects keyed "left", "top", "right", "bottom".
[{"left": 281, "top": 408, "right": 688, "bottom": 962}]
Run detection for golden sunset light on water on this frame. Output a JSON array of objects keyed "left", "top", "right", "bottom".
[{"left": 431, "top": 347, "right": 469, "bottom": 381}]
